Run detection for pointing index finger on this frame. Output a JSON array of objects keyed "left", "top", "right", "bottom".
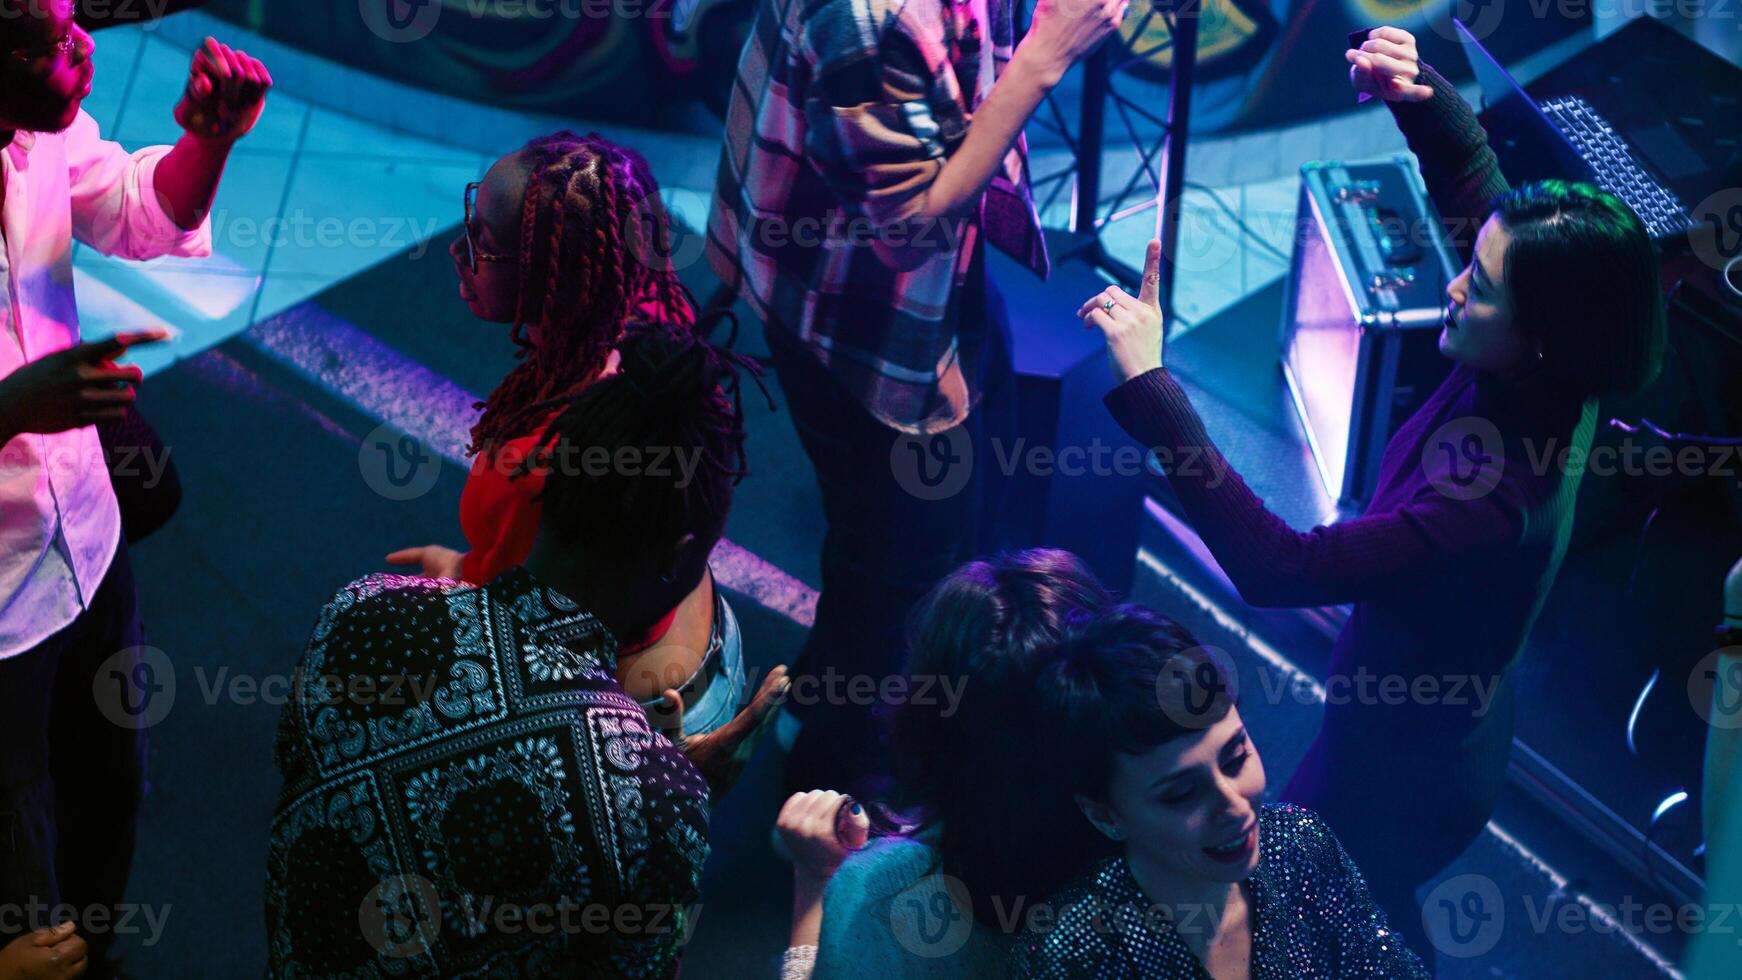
[
  {"left": 76, "top": 329, "right": 170, "bottom": 363},
  {"left": 1137, "top": 238, "right": 1163, "bottom": 307}
]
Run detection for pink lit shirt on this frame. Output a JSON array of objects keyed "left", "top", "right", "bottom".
[{"left": 0, "top": 111, "right": 211, "bottom": 659}]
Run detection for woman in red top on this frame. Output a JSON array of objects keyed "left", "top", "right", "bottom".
[{"left": 386, "top": 132, "right": 753, "bottom": 751}]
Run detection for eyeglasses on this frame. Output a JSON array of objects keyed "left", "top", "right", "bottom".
[
  {"left": 463, "top": 182, "right": 516, "bottom": 273},
  {"left": 6, "top": 31, "right": 76, "bottom": 64}
]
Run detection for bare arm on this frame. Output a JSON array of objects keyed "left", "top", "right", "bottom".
[
  {"left": 155, "top": 37, "right": 273, "bottom": 228},
  {"left": 899, "top": 41, "right": 1063, "bottom": 226},
  {"left": 810, "top": 0, "right": 1126, "bottom": 270}
]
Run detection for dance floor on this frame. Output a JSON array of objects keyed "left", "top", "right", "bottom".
[{"left": 82, "top": 11, "right": 1686, "bottom": 978}]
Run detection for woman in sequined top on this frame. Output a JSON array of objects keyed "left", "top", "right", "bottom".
[
  {"left": 1006, "top": 615, "right": 1429, "bottom": 978},
  {"left": 771, "top": 551, "right": 1425, "bottom": 977}
]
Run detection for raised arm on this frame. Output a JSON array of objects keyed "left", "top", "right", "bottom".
[
  {"left": 802, "top": 0, "right": 1123, "bottom": 271},
  {"left": 67, "top": 37, "right": 269, "bottom": 258},
  {"left": 1349, "top": 26, "right": 1509, "bottom": 262},
  {"left": 1101, "top": 365, "right": 1522, "bottom": 608},
  {"left": 152, "top": 37, "right": 272, "bottom": 228},
  {"left": 1083, "top": 243, "right": 1523, "bottom": 609}
]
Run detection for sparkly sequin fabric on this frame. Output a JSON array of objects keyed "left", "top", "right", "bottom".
[
  {"left": 1007, "top": 803, "right": 1428, "bottom": 978},
  {"left": 265, "top": 567, "right": 710, "bottom": 978}
]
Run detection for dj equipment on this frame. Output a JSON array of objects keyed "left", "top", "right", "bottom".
[
  {"left": 1456, "top": 16, "right": 1742, "bottom": 246},
  {"left": 988, "top": 236, "right": 1147, "bottom": 595},
  {"left": 1280, "top": 158, "right": 1460, "bottom": 505}
]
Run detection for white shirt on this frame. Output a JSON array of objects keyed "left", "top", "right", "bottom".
[{"left": 0, "top": 110, "right": 211, "bottom": 659}]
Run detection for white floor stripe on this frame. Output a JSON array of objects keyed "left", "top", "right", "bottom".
[{"left": 244, "top": 304, "right": 821, "bottom": 628}]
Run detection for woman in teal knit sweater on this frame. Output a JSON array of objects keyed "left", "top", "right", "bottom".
[{"left": 771, "top": 550, "right": 1425, "bottom": 978}]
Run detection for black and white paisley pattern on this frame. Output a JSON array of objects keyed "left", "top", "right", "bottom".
[{"left": 266, "top": 567, "right": 710, "bottom": 979}]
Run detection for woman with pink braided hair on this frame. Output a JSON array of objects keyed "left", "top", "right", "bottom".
[{"left": 385, "top": 132, "right": 780, "bottom": 796}]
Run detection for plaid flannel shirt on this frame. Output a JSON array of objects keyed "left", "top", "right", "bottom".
[{"left": 705, "top": 0, "right": 1048, "bottom": 435}]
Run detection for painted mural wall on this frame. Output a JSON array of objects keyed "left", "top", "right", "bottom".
[{"left": 196, "top": 0, "right": 1589, "bottom": 136}]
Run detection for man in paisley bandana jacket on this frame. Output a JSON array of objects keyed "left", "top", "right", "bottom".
[{"left": 264, "top": 322, "right": 761, "bottom": 978}]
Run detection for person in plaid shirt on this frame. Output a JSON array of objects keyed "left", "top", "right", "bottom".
[{"left": 706, "top": 0, "right": 1128, "bottom": 792}]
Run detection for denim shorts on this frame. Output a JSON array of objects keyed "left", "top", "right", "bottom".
[{"left": 638, "top": 583, "right": 745, "bottom": 737}]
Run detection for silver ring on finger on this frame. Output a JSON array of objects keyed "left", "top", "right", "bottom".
[{"left": 1102, "top": 298, "right": 1117, "bottom": 312}]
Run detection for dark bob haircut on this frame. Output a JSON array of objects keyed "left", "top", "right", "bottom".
[
  {"left": 890, "top": 549, "right": 1116, "bottom": 927},
  {"left": 1492, "top": 180, "right": 1666, "bottom": 399},
  {"left": 888, "top": 549, "right": 1234, "bottom": 928},
  {"left": 1030, "top": 606, "right": 1236, "bottom": 807}
]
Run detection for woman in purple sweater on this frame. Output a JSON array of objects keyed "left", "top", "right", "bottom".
[{"left": 1078, "top": 27, "right": 1667, "bottom": 962}]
